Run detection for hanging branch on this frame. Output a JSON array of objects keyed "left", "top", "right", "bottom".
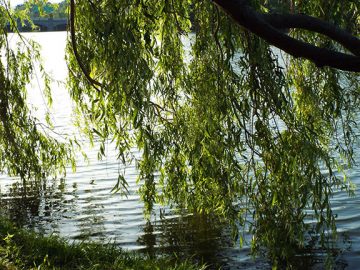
[
  {"left": 213, "top": 0, "right": 360, "bottom": 72},
  {"left": 262, "top": 13, "right": 360, "bottom": 56},
  {"left": 70, "top": 0, "right": 103, "bottom": 90}
]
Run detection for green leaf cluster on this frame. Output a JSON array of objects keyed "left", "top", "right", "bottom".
[
  {"left": 65, "top": 0, "right": 359, "bottom": 265},
  {"left": 1, "top": 0, "right": 359, "bottom": 267},
  {"left": 0, "top": 2, "right": 73, "bottom": 182},
  {"left": 14, "top": 1, "right": 68, "bottom": 19}
]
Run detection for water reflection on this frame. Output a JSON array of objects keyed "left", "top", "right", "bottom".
[
  {"left": 136, "top": 210, "right": 355, "bottom": 269},
  {"left": 0, "top": 177, "right": 356, "bottom": 269},
  {"left": 0, "top": 178, "right": 64, "bottom": 227},
  {"left": 137, "top": 211, "right": 233, "bottom": 268},
  {"left": 75, "top": 183, "right": 106, "bottom": 241}
]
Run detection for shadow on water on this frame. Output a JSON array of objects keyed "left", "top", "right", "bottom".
[
  {"left": 0, "top": 178, "right": 66, "bottom": 228},
  {"left": 137, "top": 210, "right": 354, "bottom": 269},
  {"left": 0, "top": 178, "right": 108, "bottom": 241},
  {"left": 73, "top": 185, "right": 107, "bottom": 241},
  {"left": 137, "top": 211, "right": 231, "bottom": 268}
]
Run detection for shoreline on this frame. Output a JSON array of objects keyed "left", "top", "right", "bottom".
[{"left": 0, "top": 218, "right": 203, "bottom": 270}]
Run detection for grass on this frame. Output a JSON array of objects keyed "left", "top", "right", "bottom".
[{"left": 0, "top": 218, "right": 205, "bottom": 270}]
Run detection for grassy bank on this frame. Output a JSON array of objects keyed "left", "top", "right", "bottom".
[{"left": 0, "top": 218, "right": 204, "bottom": 270}]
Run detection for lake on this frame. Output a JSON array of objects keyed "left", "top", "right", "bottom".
[{"left": 0, "top": 32, "right": 359, "bottom": 269}]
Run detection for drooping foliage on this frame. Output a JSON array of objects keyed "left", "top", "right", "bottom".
[
  {"left": 0, "top": 1, "right": 72, "bottom": 183},
  {"left": 65, "top": 0, "right": 359, "bottom": 264},
  {"left": 1, "top": 0, "right": 360, "bottom": 266}
]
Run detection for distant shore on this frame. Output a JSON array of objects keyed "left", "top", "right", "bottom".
[{"left": 6, "top": 18, "right": 68, "bottom": 32}]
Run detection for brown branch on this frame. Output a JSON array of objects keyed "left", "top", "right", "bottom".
[
  {"left": 70, "top": 0, "right": 103, "bottom": 90},
  {"left": 262, "top": 13, "right": 360, "bottom": 56},
  {"left": 213, "top": 0, "right": 360, "bottom": 72}
]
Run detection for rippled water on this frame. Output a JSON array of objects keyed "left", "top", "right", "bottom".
[{"left": 0, "top": 32, "right": 359, "bottom": 269}]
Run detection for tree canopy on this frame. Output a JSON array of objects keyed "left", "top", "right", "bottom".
[
  {"left": 1, "top": 0, "right": 360, "bottom": 267},
  {"left": 15, "top": 1, "right": 68, "bottom": 19}
]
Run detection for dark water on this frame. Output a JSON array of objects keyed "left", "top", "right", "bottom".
[{"left": 0, "top": 32, "right": 359, "bottom": 269}]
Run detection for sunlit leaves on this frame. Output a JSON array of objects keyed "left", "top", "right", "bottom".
[
  {"left": 0, "top": 2, "right": 73, "bottom": 182},
  {"left": 4, "top": 0, "right": 358, "bottom": 266}
]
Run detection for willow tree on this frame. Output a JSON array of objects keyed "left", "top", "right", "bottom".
[
  {"left": 0, "top": 2, "right": 71, "bottom": 183},
  {"left": 2, "top": 0, "right": 360, "bottom": 267}
]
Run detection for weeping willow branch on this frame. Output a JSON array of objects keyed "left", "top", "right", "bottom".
[
  {"left": 70, "top": 0, "right": 103, "bottom": 90},
  {"left": 213, "top": 0, "right": 360, "bottom": 72}
]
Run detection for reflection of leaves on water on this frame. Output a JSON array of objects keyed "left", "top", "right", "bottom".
[
  {"left": 137, "top": 221, "right": 156, "bottom": 258},
  {"left": 137, "top": 209, "right": 231, "bottom": 268},
  {"left": 58, "top": 178, "right": 66, "bottom": 192},
  {"left": 0, "top": 178, "right": 72, "bottom": 230},
  {"left": 77, "top": 209, "right": 105, "bottom": 233},
  {"left": 74, "top": 212, "right": 106, "bottom": 241},
  {"left": 137, "top": 210, "right": 352, "bottom": 269},
  {"left": 74, "top": 189, "right": 106, "bottom": 242},
  {"left": 265, "top": 227, "right": 352, "bottom": 269}
]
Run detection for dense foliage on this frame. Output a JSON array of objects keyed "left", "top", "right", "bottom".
[
  {"left": 15, "top": 1, "right": 68, "bottom": 19},
  {"left": 0, "top": 1, "right": 72, "bottom": 183},
  {"left": 1, "top": 0, "right": 360, "bottom": 267}
]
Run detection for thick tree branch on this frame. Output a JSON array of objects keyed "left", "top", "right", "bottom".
[
  {"left": 262, "top": 13, "right": 360, "bottom": 56},
  {"left": 213, "top": 0, "right": 360, "bottom": 72},
  {"left": 70, "top": 0, "right": 103, "bottom": 90}
]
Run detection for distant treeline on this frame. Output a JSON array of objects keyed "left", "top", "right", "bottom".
[{"left": 15, "top": 1, "right": 68, "bottom": 19}]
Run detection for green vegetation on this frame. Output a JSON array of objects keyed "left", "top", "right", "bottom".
[
  {"left": 0, "top": 0, "right": 359, "bottom": 268},
  {"left": 15, "top": 1, "right": 68, "bottom": 19},
  {"left": 0, "top": 218, "right": 203, "bottom": 270},
  {"left": 0, "top": 1, "right": 71, "bottom": 180}
]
